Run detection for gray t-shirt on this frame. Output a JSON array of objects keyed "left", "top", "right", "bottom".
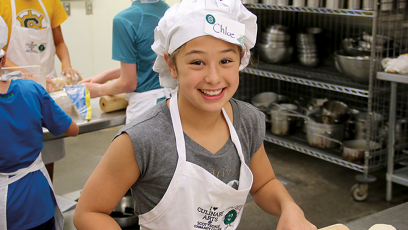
[{"left": 116, "top": 98, "right": 265, "bottom": 215}]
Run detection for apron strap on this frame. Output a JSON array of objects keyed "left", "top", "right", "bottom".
[
  {"left": 0, "top": 153, "right": 64, "bottom": 230},
  {"left": 0, "top": 154, "right": 44, "bottom": 187}
]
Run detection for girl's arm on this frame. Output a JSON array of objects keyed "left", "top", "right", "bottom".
[
  {"left": 249, "top": 143, "right": 317, "bottom": 230},
  {"left": 73, "top": 133, "right": 140, "bottom": 230}
]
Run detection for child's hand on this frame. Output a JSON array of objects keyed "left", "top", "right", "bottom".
[
  {"left": 80, "top": 82, "right": 100, "bottom": 98},
  {"left": 61, "top": 67, "right": 81, "bottom": 81},
  {"left": 46, "top": 76, "right": 58, "bottom": 92},
  {"left": 277, "top": 204, "right": 317, "bottom": 230}
]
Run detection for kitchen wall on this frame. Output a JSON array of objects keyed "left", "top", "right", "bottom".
[{"left": 56, "top": 0, "right": 180, "bottom": 79}]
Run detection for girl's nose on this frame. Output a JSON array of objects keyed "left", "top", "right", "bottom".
[{"left": 204, "top": 65, "right": 221, "bottom": 85}]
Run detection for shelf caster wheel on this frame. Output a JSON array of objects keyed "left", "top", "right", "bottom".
[{"left": 351, "top": 183, "right": 369, "bottom": 201}]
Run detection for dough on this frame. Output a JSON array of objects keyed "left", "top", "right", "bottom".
[{"left": 369, "top": 224, "right": 397, "bottom": 230}]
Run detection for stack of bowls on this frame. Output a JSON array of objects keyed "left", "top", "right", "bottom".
[
  {"left": 256, "top": 25, "right": 293, "bottom": 64},
  {"left": 296, "top": 27, "right": 323, "bottom": 67}
]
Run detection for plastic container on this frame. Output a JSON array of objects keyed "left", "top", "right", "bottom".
[{"left": 1, "top": 65, "right": 46, "bottom": 89}]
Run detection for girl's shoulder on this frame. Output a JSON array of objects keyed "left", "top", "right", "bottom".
[
  {"left": 230, "top": 98, "right": 265, "bottom": 121},
  {"left": 116, "top": 100, "right": 173, "bottom": 139}
]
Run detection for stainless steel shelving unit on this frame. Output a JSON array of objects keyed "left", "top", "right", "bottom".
[
  {"left": 237, "top": 1, "right": 407, "bottom": 200},
  {"left": 244, "top": 3, "right": 375, "bottom": 17},
  {"left": 377, "top": 72, "right": 408, "bottom": 201}
]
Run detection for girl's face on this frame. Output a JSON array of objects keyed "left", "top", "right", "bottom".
[{"left": 167, "top": 35, "right": 243, "bottom": 113}]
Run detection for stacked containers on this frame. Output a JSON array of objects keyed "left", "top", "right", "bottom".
[
  {"left": 296, "top": 27, "right": 323, "bottom": 67},
  {"left": 257, "top": 25, "right": 293, "bottom": 64}
]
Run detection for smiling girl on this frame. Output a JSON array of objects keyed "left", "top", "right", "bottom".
[{"left": 73, "top": 0, "right": 317, "bottom": 229}]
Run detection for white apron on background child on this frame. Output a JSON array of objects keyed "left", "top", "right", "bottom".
[
  {"left": 6, "top": 0, "right": 65, "bottom": 164},
  {"left": 0, "top": 154, "right": 64, "bottom": 230}
]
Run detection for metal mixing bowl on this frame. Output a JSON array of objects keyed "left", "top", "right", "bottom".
[
  {"left": 262, "top": 32, "right": 291, "bottom": 42},
  {"left": 252, "top": 92, "right": 278, "bottom": 109},
  {"left": 110, "top": 196, "right": 138, "bottom": 228},
  {"left": 257, "top": 43, "right": 293, "bottom": 64},
  {"left": 298, "top": 53, "right": 320, "bottom": 67},
  {"left": 334, "top": 50, "right": 371, "bottom": 83}
]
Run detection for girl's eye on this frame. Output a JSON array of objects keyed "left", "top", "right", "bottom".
[
  {"left": 220, "top": 59, "right": 232, "bottom": 64},
  {"left": 191, "top": 60, "right": 203, "bottom": 65}
]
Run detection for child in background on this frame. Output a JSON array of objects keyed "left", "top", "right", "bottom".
[
  {"left": 0, "top": 16, "right": 79, "bottom": 230},
  {"left": 73, "top": 0, "right": 317, "bottom": 229}
]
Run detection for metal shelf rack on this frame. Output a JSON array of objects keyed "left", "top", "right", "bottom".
[
  {"left": 244, "top": 3, "right": 375, "bottom": 17},
  {"left": 237, "top": 0, "right": 408, "bottom": 201},
  {"left": 377, "top": 72, "right": 408, "bottom": 201}
]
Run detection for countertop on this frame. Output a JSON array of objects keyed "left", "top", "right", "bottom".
[
  {"left": 346, "top": 202, "right": 408, "bottom": 229},
  {"left": 43, "top": 98, "right": 126, "bottom": 141},
  {"left": 61, "top": 189, "right": 408, "bottom": 230}
]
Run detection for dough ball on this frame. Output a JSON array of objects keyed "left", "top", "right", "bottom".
[{"left": 368, "top": 224, "right": 396, "bottom": 230}]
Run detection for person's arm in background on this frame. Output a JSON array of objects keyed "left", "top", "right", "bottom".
[
  {"left": 3, "top": 57, "right": 34, "bottom": 74},
  {"left": 80, "top": 62, "right": 137, "bottom": 98},
  {"left": 53, "top": 25, "right": 80, "bottom": 79},
  {"left": 64, "top": 120, "right": 79, "bottom": 136},
  {"left": 80, "top": 67, "right": 121, "bottom": 84}
]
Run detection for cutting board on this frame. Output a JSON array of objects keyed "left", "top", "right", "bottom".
[{"left": 319, "top": 224, "right": 350, "bottom": 230}]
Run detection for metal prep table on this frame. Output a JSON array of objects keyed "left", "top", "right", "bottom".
[
  {"left": 346, "top": 202, "right": 408, "bottom": 230},
  {"left": 43, "top": 98, "right": 126, "bottom": 141}
]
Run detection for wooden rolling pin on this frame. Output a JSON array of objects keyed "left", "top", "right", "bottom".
[{"left": 99, "top": 93, "right": 128, "bottom": 113}]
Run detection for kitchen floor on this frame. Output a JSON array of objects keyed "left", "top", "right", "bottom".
[{"left": 54, "top": 126, "right": 408, "bottom": 229}]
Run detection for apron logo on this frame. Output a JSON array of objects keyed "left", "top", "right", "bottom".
[
  {"left": 24, "top": 42, "right": 47, "bottom": 53},
  {"left": 25, "top": 42, "right": 38, "bottom": 53},
  {"left": 194, "top": 205, "right": 243, "bottom": 229},
  {"left": 17, "top": 10, "right": 47, "bottom": 30},
  {"left": 38, "top": 44, "right": 46, "bottom": 52},
  {"left": 223, "top": 210, "right": 237, "bottom": 225}
]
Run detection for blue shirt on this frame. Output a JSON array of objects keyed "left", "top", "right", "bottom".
[
  {"left": 0, "top": 79, "right": 72, "bottom": 230},
  {"left": 112, "top": 0, "right": 169, "bottom": 93}
]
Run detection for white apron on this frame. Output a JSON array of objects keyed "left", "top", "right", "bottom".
[
  {"left": 7, "top": 0, "right": 57, "bottom": 78},
  {"left": 0, "top": 153, "right": 64, "bottom": 230},
  {"left": 138, "top": 93, "right": 253, "bottom": 230},
  {"left": 125, "top": 87, "right": 175, "bottom": 124},
  {"left": 7, "top": 0, "right": 65, "bottom": 164}
]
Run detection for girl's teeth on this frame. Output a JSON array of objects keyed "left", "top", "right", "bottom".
[{"left": 201, "top": 89, "right": 223, "bottom": 96}]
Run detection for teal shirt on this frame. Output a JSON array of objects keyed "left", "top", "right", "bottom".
[{"left": 112, "top": 0, "right": 169, "bottom": 93}]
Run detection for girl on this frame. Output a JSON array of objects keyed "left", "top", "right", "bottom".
[{"left": 73, "top": 0, "right": 317, "bottom": 229}]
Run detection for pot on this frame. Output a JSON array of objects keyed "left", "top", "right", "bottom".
[
  {"left": 270, "top": 103, "right": 299, "bottom": 135},
  {"left": 354, "top": 112, "right": 384, "bottom": 140},
  {"left": 342, "top": 140, "right": 381, "bottom": 164},
  {"left": 110, "top": 196, "right": 138, "bottom": 228},
  {"left": 305, "top": 114, "right": 345, "bottom": 148},
  {"left": 322, "top": 100, "right": 349, "bottom": 124},
  {"left": 279, "top": 111, "right": 345, "bottom": 148}
]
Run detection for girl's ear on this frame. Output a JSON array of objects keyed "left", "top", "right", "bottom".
[
  {"left": 164, "top": 52, "right": 177, "bottom": 79},
  {"left": 241, "top": 50, "right": 245, "bottom": 59}
]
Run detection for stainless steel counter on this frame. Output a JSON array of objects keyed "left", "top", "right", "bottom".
[
  {"left": 346, "top": 202, "right": 408, "bottom": 229},
  {"left": 43, "top": 98, "right": 126, "bottom": 141}
]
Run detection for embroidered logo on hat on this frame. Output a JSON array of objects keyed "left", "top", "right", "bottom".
[{"left": 204, "top": 13, "right": 245, "bottom": 46}]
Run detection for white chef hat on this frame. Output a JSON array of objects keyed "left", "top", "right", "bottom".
[
  {"left": 0, "top": 16, "right": 8, "bottom": 58},
  {"left": 152, "top": 0, "right": 257, "bottom": 89}
]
